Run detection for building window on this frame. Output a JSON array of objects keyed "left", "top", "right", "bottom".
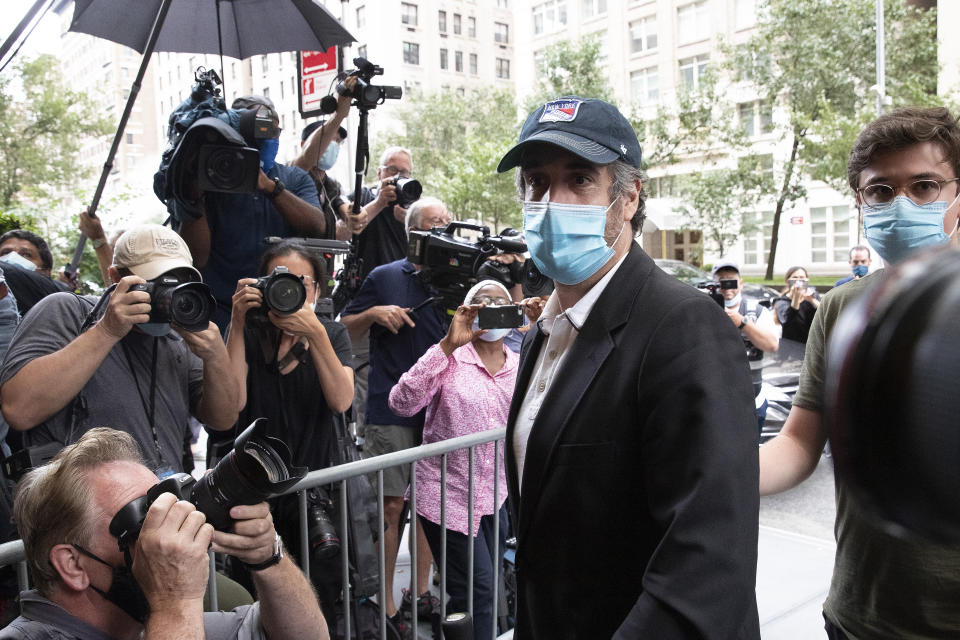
[
  {"left": 403, "top": 42, "right": 420, "bottom": 65},
  {"left": 735, "top": 0, "right": 756, "bottom": 29},
  {"left": 440, "top": 48, "right": 449, "bottom": 70},
  {"left": 738, "top": 100, "right": 773, "bottom": 137},
  {"left": 261, "top": 55, "right": 268, "bottom": 73},
  {"left": 581, "top": 0, "right": 607, "bottom": 19},
  {"left": 532, "top": 0, "right": 567, "bottom": 35},
  {"left": 231, "top": 62, "right": 237, "bottom": 79},
  {"left": 495, "top": 22, "right": 509, "bottom": 44},
  {"left": 630, "top": 67, "right": 659, "bottom": 102},
  {"left": 496, "top": 58, "right": 510, "bottom": 79},
  {"left": 356, "top": 6, "right": 366, "bottom": 28},
  {"left": 743, "top": 211, "right": 774, "bottom": 265},
  {"left": 401, "top": 3, "right": 418, "bottom": 26},
  {"left": 263, "top": 87, "right": 270, "bottom": 99},
  {"left": 678, "top": 54, "right": 709, "bottom": 90},
  {"left": 468, "top": 17, "right": 476, "bottom": 38},
  {"left": 358, "top": 44, "right": 367, "bottom": 58},
  {"left": 439, "top": 10, "right": 447, "bottom": 32},
  {"left": 469, "top": 53, "right": 478, "bottom": 74},
  {"left": 677, "top": 1, "right": 710, "bottom": 44},
  {"left": 125, "top": 133, "right": 133, "bottom": 144},
  {"left": 454, "top": 14, "right": 462, "bottom": 34},
  {"left": 455, "top": 51, "right": 463, "bottom": 72},
  {"left": 497, "top": 0, "right": 508, "bottom": 7},
  {"left": 629, "top": 15, "right": 657, "bottom": 54},
  {"left": 810, "top": 205, "right": 854, "bottom": 263}
]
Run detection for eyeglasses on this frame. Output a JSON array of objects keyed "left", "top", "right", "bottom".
[
  {"left": 472, "top": 295, "right": 510, "bottom": 306},
  {"left": 858, "top": 178, "right": 960, "bottom": 208},
  {"left": 380, "top": 165, "right": 412, "bottom": 179}
]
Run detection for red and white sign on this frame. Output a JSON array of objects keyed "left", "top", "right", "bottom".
[
  {"left": 298, "top": 47, "right": 339, "bottom": 117},
  {"left": 790, "top": 216, "right": 804, "bottom": 225}
]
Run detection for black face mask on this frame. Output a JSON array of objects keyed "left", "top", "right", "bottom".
[{"left": 73, "top": 544, "right": 150, "bottom": 624}]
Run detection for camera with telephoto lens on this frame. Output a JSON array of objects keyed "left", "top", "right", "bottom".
[
  {"left": 108, "top": 419, "right": 307, "bottom": 549},
  {"left": 129, "top": 276, "right": 216, "bottom": 331},
  {"left": 336, "top": 57, "right": 402, "bottom": 111},
  {"left": 247, "top": 266, "right": 308, "bottom": 327},
  {"left": 388, "top": 176, "right": 422, "bottom": 209},
  {"left": 697, "top": 279, "right": 738, "bottom": 307},
  {"left": 307, "top": 488, "right": 341, "bottom": 562}
]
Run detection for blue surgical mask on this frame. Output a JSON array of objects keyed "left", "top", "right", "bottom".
[
  {"left": 259, "top": 137, "right": 280, "bottom": 172},
  {"left": 318, "top": 143, "right": 340, "bottom": 171},
  {"left": 472, "top": 317, "right": 510, "bottom": 342},
  {"left": 522, "top": 198, "right": 623, "bottom": 286},
  {"left": 852, "top": 264, "right": 869, "bottom": 278},
  {"left": 724, "top": 292, "right": 742, "bottom": 309},
  {"left": 0, "top": 252, "right": 37, "bottom": 271},
  {"left": 863, "top": 195, "right": 956, "bottom": 264}
]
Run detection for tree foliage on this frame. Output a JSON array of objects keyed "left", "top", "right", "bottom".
[
  {"left": 0, "top": 54, "right": 111, "bottom": 210},
  {"left": 527, "top": 34, "right": 612, "bottom": 109},
  {"left": 729, "top": 0, "right": 938, "bottom": 278}
]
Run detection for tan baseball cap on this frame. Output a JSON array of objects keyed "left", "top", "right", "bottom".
[{"left": 112, "top": 224, "right": 200, "bottom": 281}]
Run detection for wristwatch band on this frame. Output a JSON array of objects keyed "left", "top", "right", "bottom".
[
  {"left": 738, "top": 317, "right": 747, "bottom": 329},
  {"left": 267, "top": 177, "right": 286, "bottom": 199},
  {"left": 242, "top": 533, "right": 283, "bottom": 571}
]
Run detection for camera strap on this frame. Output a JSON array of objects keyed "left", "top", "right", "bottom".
[{"left": 121, "top": 337, "right": 164, "bottom": 465}]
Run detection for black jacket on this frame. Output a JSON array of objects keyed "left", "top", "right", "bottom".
[{"left": 506, "top": 245, "right": 761, "bottom": 639}]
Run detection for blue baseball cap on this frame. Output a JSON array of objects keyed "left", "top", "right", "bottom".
[{"left": 497, "top": 96, "right": 642, "bottom": 173}]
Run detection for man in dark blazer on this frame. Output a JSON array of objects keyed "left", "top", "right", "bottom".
[{"left": 497, "top": 97, "right": 760, "bottom": 639}]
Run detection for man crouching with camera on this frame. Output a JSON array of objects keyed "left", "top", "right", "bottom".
[{"left": 0, "top": 427, "right": 326, "bottom": 640}]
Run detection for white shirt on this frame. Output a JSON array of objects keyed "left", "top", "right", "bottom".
[{"left": 512, "top": 254, "right": 628, "bottom": 491}]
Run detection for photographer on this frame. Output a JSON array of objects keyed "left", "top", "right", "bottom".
[
  {"left": 222, "top": 240, "right": 353, "bottom": 618},
  {"left": 0, "top": 224, "right": 238, "bottom": 475},
  {"left": 178, "top": 96, "right": 326, "bottom": 332},
  {"left": 340, "top": 197, "right": 450, "bottom": 628},
  {"left": 388, "top": 280, "right": 515, "bottom": 640},
  {"left": 773, "top": 266, "right": 820, "bottom": 344},
  {"left": 1, "top": 427, "right": 326, "bottom": 640}
]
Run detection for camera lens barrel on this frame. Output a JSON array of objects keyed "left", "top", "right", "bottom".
[{"left": 255, "top": 268, "right": 307, "bottom": 316}]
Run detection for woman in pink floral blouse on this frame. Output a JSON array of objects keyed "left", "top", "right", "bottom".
[{"left": 389, "top": 279, "right": 518, "bottom": 640}]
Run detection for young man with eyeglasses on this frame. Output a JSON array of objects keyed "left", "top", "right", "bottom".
[{"left": 760, "top": 107, "right": 960, "bottom": 639}]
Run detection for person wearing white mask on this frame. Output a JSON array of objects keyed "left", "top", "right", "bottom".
[
  {"left": 388, "top": 279, "right": 517, "bottom": 640},
  {"left": 712, "top": 260, "right": 780, "bottom": 436}
]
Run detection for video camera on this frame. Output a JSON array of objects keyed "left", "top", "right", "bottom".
[
  {"left": 336, "top": 57, "right": 402, "bottom": 111},
  {"left": 697, "top": 279, "right": 738, "bottom": 307},
  {"left": 407, "top": 222, "right": 549, "bottom": 317},
  {"left": 109, "top": 419, "right": 306, "bottom": 545}
]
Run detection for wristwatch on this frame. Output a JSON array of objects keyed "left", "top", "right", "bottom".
[
  {"left": 243, "top": 533, "right": 283, "bottom": 571},
  {"left": 266, "top": 177, "right": 286, "bottom": 199},
  {"left": 738, "top": 317, "right": 747, "bottom": 329}
]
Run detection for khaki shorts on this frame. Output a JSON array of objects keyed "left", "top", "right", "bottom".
[{"left": 362, "top": 423, "right": 420, "bottom": 497}]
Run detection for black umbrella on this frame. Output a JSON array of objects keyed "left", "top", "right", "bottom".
[{"left": 64, "top": 0, "right": 356, "bottom": 275}]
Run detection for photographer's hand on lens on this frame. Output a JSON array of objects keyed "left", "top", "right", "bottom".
[
  {"left": 232, "top": 278, "right": 262, "bottom": 324},
  {"left": 97, "top": 276, "right": 151, "bottom": 341},
  {"left": 268, "top": 307, "right": 325, "bottom": 338},
  {"left": 373, "top": 179, "right": 398, "bottom": 211},
  {"left": 372, "top": 305, "right": 415, "bottom": 334},
  {"left": 440, "top": 303, "right": 485, "bottom": 356},
  {"left": 174, "top": 322, "right": 230, "bottom": 363},
  {"left": 132, "top": 492, "right": 213, "bottom": 611},
  {"left": 210, "top": 502, "right": 278, "bottom": 566}
]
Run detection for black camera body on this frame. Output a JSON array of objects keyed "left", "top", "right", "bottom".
[
  {"left": 478, "top": 305, "right": 524, "bottom": 329},
  {"left": 129, "top": 277, "right": 216, "bottom": 332},
  {"left": 476, "top": 255, "right": 554, "bottom": 299},
  {"left": 109, "top": 419, "right": 306, "bottom": 548},
  {"left": 247, "top": 267, "right": 307, "bottom": 327},
  {"left": 697, "top": 279, "right": 738, "bottom": 307},
  {"left": 388, "top": 176, "right": 422, "bottom": 209},
  {"left": 336, "top": 57, "right": 402, "bottom": 110}
]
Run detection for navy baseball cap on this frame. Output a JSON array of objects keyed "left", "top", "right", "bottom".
[{"left": 497, "top": 96, "right": 642, "bottom": 173}]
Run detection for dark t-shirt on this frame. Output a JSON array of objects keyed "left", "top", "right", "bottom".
[
  {"left": 2, "top": 263, "right": 70, "bottom": 316},
  {"left": 0, "top": 292, "right": 204, "bottom": 473},
  {"left": 238, "top": 317, "right": 352, "bottom": 471},
  {"left": 202, "top": 163, "right": 321, "bottom": 329},
  {"left": 347, "top": 187, "right": 408, "bottom": 283},
  {"left": 342, "top": 259, "right": 446, "bottom": 428}
]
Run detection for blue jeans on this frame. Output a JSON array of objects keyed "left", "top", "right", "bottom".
[{"left": 419, "top": 506, "right": 507, "bottom": 640}]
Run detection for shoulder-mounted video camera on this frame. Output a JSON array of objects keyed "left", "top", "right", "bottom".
[
  {"left": 336, "top": 57, "right": 402, "bottom": 111},
  {"left": 697, "top": 279, "right": 738, "bottom": 307}
]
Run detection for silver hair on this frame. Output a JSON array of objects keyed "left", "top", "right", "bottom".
[
  {"left": 513, "top": 159, "right": 648, "bottom": 235},
  {"left": 405, "top": 196, "right": 448, "bottom": 234},
  {"left": 379, "top": 146, "right": 413, "bottom": 168}
]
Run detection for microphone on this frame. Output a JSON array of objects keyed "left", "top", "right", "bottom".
[{"left": 319, "top": 94, "right": 338, "bottom": 115}]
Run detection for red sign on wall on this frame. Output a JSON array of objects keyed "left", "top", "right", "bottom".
[
  {"left": 790, "top": 216, "right": 804, "bottom": 225},
  {"left": 298, "top": 47, "right": 339, "bottom": 117}
]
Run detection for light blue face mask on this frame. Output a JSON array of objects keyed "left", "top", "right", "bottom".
[
  {"left": 522, "top": 198, "right": 623, "bottom": 286},
  {"left": 0, "top": 252, "right": 37, "bottom": 271},
  {"left": 318, "top": 142, "right": 340, "bottom": 171},
  {"left": 259, "top": 137, "right": 280, "bottom": 172},
  {"left": 862, "top": 195, "right": 957, "bottom": 264},
  {"left": 472, "top": 317, "right": 510, "bottom": 342}
]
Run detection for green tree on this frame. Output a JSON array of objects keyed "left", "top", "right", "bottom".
[
  {"left": 730, "top": 0, "right": 938, "bottom": 279},
  {"left": 527, "top": 35, "right": 612, "bottom": 108},
  {"left": 0, "top": 54, "right": 111, "bottom": 209},
  {"left": 381, "top": 87, "right": 521, "bottom": 229}
]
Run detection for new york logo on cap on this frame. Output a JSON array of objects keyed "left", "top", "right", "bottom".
[{"left": 539, "top": 99, "right": 582, "bottom": 123}]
